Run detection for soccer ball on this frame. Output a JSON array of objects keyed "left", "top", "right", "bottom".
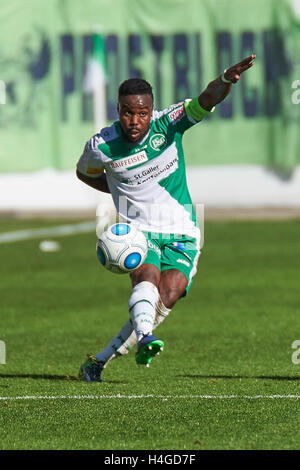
[{"left": 96, "top": 223, "right": 148, "bottom": 274}]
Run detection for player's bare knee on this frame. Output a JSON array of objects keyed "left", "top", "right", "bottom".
[{"left": 130, "top": 263, "right": 160, "bottom": 288}]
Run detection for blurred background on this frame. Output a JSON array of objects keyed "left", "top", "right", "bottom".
[{"left": 1, "top": 0, "right": 300, "bottom": 220}]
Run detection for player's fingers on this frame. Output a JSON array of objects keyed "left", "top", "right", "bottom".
[
  {"left": 239, "top": 54, "right": 256, "bottom": 66},
  {"left": 239, "top": 61, "right": 255, "bottom": 73},
  {"left": 226, "top": 61, "right": 254, "bottom": 78},
  {"left": 226, "top": 59, "right": 254, "bottom": 76},
  {"left": 230, "top": 55, "right": 255, "bottom": 71},
  {"left": 223, "top": 69, "right": 240, "bottom": 81}
]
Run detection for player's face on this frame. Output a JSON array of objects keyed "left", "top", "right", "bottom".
[{"left": 118, "top": 94, "right": 153, "bottom": 143}]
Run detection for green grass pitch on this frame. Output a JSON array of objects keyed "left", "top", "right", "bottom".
[{"left": 0, "top": 217, "right": 300, "bottom": 450}]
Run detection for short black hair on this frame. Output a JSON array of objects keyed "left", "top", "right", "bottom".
[{"left": 118, "top": 78, "right": 153, "bottom": 100}]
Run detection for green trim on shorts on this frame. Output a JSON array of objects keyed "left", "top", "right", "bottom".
[{"left": 142, "top": 232, "right": 200, "bottom": 295}]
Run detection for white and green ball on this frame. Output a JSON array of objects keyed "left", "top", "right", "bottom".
[{"left": 96, "top": 223, "right": 148, "bottom": 274}]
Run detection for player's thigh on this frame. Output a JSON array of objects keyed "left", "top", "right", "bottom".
[{"left": 159, "top": 235, "right": 200, "bottom": 306}]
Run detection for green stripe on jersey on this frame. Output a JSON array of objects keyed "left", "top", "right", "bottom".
[{"left": 81, "top": 98, "right": 213, "bottom": 236}]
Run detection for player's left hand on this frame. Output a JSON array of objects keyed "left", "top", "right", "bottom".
[{"left": 223, "top": 54, "right": 256, "bottom": 83}]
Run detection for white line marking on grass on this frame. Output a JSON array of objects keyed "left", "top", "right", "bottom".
[
  {"left": 0, "top": 394, "right": 300, "bottom": 401},
  {"left": 0, "top": 221, "right": 95, "bottom": 244}
]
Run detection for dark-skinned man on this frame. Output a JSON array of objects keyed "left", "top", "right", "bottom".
[{"left": 77, "top": 54, "right": 256, "bottom": 381}]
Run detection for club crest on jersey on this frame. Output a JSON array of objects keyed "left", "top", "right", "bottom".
[{"left": 149, "top": 134, "right": 167, "bottom": 151}]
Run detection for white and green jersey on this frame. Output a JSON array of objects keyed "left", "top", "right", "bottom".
[{"left": 77, "top": 97, "right": 213, "bottom": 240}]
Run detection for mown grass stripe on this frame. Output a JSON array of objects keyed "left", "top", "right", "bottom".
[{"left": 0, "top": 221, "right": 95, "bottom": 244}]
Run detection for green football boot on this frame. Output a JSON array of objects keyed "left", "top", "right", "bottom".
[{"left": 136, "top": 334, "right": 164, "bottom": 367}]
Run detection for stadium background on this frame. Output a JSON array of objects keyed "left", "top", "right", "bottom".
[{"left": 1, "top": 0, "right": 300, "bottom": 217}]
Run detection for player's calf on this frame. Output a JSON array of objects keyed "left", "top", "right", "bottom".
[{"left": 159, "top": 269, "right": 188, "bottom": 309}]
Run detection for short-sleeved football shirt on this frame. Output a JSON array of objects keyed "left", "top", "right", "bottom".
[{"left": 77, "top": 97, "right": 213, "bottom": 244}]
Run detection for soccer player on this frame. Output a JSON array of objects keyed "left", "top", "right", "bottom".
[{"left": 76, "top": 54, "right": 256, "bottom": 381}]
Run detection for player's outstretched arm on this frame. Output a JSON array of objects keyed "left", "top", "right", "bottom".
[
  {"left": 76, "top": 169, "right": 110, "bottom": 194},
  {"left": 198, "top": 54, "right": 256, "bottom": 111}
]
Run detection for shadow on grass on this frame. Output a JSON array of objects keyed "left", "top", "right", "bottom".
[
  {"left": 177, "top": 374, "right": 300, "bottom": 381},
  {"left": 2, "top": 373, "right": 299, "bottom": 382},
  {"left": 0, "top": 373, "right": 126, "bottom": 384}
]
